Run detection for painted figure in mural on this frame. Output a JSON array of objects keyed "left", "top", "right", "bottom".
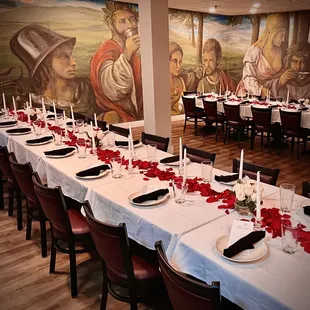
[
  {"left": 197, "top": 38, "right": 235, "bottom": 94},
  {"left": 90, "top": 1, "right": 143, "bottom": 123},
  {"left": 10, "top": 24, "right": 96, "bottom": 115},
  {"left": 170, "top": 42, "right": 186, "bottom": 115},
  {"left": 277, "top": 43, "right": 310, "bottom": 100},
  {"left": 237, "top": 13, "right": 288, "bottom": 97}
]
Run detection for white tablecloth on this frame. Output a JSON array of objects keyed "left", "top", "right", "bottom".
[{"left": 170, "top": 192, "right": 310, "bottom": 310}]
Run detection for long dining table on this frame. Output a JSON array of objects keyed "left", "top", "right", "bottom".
[{"left": 1, "top": 113, "right": 309, "bottom": 310}]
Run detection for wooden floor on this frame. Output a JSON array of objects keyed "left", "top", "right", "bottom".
[{"left": 0, "top": 120, "right": 309, "bottom": 310}]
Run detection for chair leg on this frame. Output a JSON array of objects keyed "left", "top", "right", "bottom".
[
  {"left": 250, "top": 128, "right": 255, "bottom": 150},
  {"left": 8, "top": 194, "right": 13, "bottom": 216},
  {"left": 267, "top": 132, "right": 271, "bottom": 153},
  {"left": 291, "top": 137, "right": 295, "bottom": 153},
  {"left": 183, "top": 119, "right": 187, "bottom": 133},
  {"left": 49, "top": 232, "right": 57, "bottom": 273},
  {"left": 26, "top": 213, "right": 32, "bottom": 240},
  {"left": 237, "top": 128, "right": 241, "bottom": 148},
  {"left": 297, "top": 137, "right": 300, "bottom": 161},
  {"left": 194, "top": 118, "right": 198, "bottom": 136},
  {"left": 68, "top": 240, "right": 78, "bottom": 297},
  {"left": 16, "top": 189, "right": 23, "bottom": 231},
  {"left": 39, "top": 212, "right": 47, "bottom": 258},
  {"left": 128, "top": 286, "right": 138, "bottom": 310},
  {"left": 100, "top": 260, "right": 108, "bottom": 310},
  {"left": 224, "top": 125, "right": 229, "bottom": 144},
  {"left": 0, "top": 174, "right": 4, "bottom": 210},
  {"left": 260, "top": 132, "right": 264, "bottom": 149},
  {"left": 215, "top": 122, "right": 218, "bottom": 141}
]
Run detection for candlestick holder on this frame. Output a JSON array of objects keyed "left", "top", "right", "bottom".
[
  {"left": 254, "top": 217, "right": 263, "bottom": 231},
  {"left": 178, "top": 166, "right": 184, "bottom": 177}
]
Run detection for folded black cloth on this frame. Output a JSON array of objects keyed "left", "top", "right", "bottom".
[
  {"left": 299, "top": 107, "right": 308, "bottom": 111},
  {"left": 132, "top": 188, "right": 169, "bottom": 203},
  {"left": 214, "top": 173, "right": 239, "bottom": 183},
  {"left": 304, "top": 206, "right": 310, "bottom": 216},
  {"left": 223, "top": 231, "right": 266, "bottom": 258},
  {"left": 44, "top": 147, "right": 75, "bottom": 156},
  {"left": 76, "top": 164, "right": 110, "bottom": 177},
  {"left": 197, "top": 95, "right": 208, "bottom": 99},
  {"left": 6, "top": 127, "right": 31, "bottom": 134},
  {"left": 160, "top": 155, "right": 180, "bottom": 164},
  {"left": 115, "top": 140, "right": 140, "bottom": 147},
  {"left": 46, "top": 114, "right": 55, "bottom": 119},
  {"left": 26, "top": 136, "right": 53, "bottom": 144},
  {"left": 0, "top": 120, "right": 17, "bottom": 126}
]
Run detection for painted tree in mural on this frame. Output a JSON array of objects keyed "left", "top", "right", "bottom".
[{"left": 196, "top": 12, "right": 204, "bottom": 65}]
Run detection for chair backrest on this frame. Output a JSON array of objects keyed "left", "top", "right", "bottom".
[
  {"left": 109, "top": 124, "right": 130, "bottom": 137},
  {"left": 155, "top": 241, "right": 221, "bottom": 310},
  {"left": 49, "top": 106, "right": 63, "bottom": 114},
  {"left": 84, "top": 203, "right": 135, "bottom": 282},
  {"left": 32, "top": 174, "right": 72, "bottom": 236},
  {"left": 9, "top": 155, "right": 39, "bottom": 205},
  {"left": 232, "top": 159, "right": 280, "bottom": 185},
  {"left": 251, "top": 106, "right": 272, "bottom": 128},
  {"left": 183, "top": 92, "right": 197, "bottom": 96},
  {"left": 182, "top": 96, "right": 196, "bottom": 116},
  {"left": 87, "top": 117, "right": 107, "bottom": 131},
  {"left": 141, "top": 132, "right": 170, "bottom": 152},
  {"left": 280, "top": 110, "right": 302, "bottom": 133},
  {"left": 0, "top": 147, "right": 17, "bottom": 183},
  {"left": 223, "top": 103, "right": 241, "bottom": 124},
  {"left": 203, "top": 100, "right": 218, "bottom": 119},
  {"left": 73, "top": 112, "right": 86, "bottom": 121},
  {"left": 184, "top": 145, "right": 216, "bottom": 164},
  {"left": 302, "top": 181, "right": 310, "bottom": 198}
]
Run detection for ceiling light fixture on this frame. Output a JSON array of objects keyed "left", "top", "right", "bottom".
[
  {"left": 253, "top": 2, "right": 261, "bottom": 8},
  {"left": 249, "top": 7, "right": 258, "bottom": 14},
  {"left": 209, "top": 5, "right": 217, "bottom": 13}
]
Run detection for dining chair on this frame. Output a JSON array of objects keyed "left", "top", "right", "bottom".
[
  {"left": 0, "top": 171, "right": 6, "bottom": 210},
  {"left": 73, "top": 112, "right": 86, "bottom": 121},
  {"left": 32, "top": 174, "right": 93, "bottom": 297},
  {"left": 155, "top": 241, "right": 222, "bottom": 310},
  {"left": 250, "top": 106, "right": 274, "bottom": 152},
  {"left": 232, "top": 159, "right": 280, "bottom": 185},
  {"left": 87, "top": 117, "right": 107, "bottom": 131},
  {"left": 279, "top": 110, "right": 307, "bottom": 160},
  {"left": 183, "top": 145, "right": 216, "bottom": 164},
  {"left": 9, "top": 155, "right": 48, "bottom": 257},
  {"left": 109, "top": 124, "right": 130, "bottom": 137},
  {"left": 182, "top": 96, "right": 206, "bottom": 136},
  {"left": 202, "top": 99, "right": 225, "bottom": 141},
  {"left": 49, "top": 106, "right": 63, "bottom": 114},
  {"left": 183, "top": 91, "right": 197, "bottom": 96},
  {"left": 223, "top": 103, "right": 251, "bottom": 147},
  {"left": 302, "top": 181, "right": 310, "bottom": 198},
  {"left": 0, "top": 147, "right": 23, "bottom": 230},
  {"left": 141, "top": 132, "right": 170, "bottom": 152},
  {"left": 84, "top": 203, "right": 161, "bottom": 310}
]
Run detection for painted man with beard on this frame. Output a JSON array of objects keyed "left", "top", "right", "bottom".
[
  {"left": 197, "top": 38, "right": 235, "bottom": 94},
  {"left": 90, "top": 1, "right": 143, "bottom": 123}
]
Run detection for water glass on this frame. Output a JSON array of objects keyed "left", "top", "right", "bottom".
[
  {"left": 2, "top": 108, "right": 9, "bottom": 119},
  {"left": 280, "top": 183, "right": 295, "bottom": 212},
  {"left": 281, "top": 218, "right": 300, "bottom": 254},
  {"left": 53, "top": 129, "right": 62, "bottom": 146},
  {"left": 201, "top": 160, "right": 213, "bottom": 183},
  {"left": 110, "top": 157, "right": 122, "bottom": 178},
  {"left": 56, "top": 113, "right": 63, "bottom": 126},
  {"left": 107, "top": 132, "right": 115, "bottom": 147},
  {"left": 33, "top": 121, "right": 42, "bottom": 136},
  {"left": 147, "top": 144, "right": 157, "bottom": 162},
  {"left": 76, "top": 119, "right": 84, "bottom": 133},
  {"left": 172, "top": 180, "right": 188, "bottom": 204},
  {"left": 76, "top": 140, "right": 86, "bottom": 159}
]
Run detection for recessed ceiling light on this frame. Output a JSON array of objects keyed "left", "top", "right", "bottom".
[
  {"left": 209, "top": 6, "right": 217, "bottom": 13},
  {"left": 253, "top": 2, "right": 261, "bottom": 8},
  {"left": 249, "top": 7, "right": 258, "bottom": 14}
]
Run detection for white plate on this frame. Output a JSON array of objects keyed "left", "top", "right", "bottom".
[
  {"left": 75, "top": 168, "right": 109, "bottom": 180},
  {"left": 215, "top": 234, "right": 268, "bottom": 263},
  {"left": 118, "top": 141, "right": 143, "bottom": 149},
  {"left": 129, "top": 191, "right": 169, "bottom": 207},
  {"left": 164, "top": 157, "right": 191, "bottom": 166},
  {"left": 7, "top": 129, "right": 32, "bottom": 135},
  {"left": 0, "top": 122, "right": 17, "bottom": 128},
  {"left": 281, "top": 108, "right": 299, "bottom": 112},
  {"left": 26, "top": 137, "right": 53, "bottom": 146},
  {"left": 45, "top": 149, "right": 76, "bottom": 158}
]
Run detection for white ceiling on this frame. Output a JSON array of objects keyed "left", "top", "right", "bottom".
[{"left": 115, "top": 0, "right": 310, "bottom": 15}]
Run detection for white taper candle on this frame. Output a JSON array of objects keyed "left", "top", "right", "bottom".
[
  {"left": 53, "top": 101, "right": 57, "bottom": 120},
  {"left": 179, "top": 137, "right": 182, "bottom": 172},
  {"left": 90, "top": 121, "right": 96, "bottom": 152},
  {"left": 239, "top": 149, "right": 244, "bottom": 180},
  {"left": 12, "top": 96, "right": 17, "bottom": 115},
  {"left": 29, "top": 93, "right": 32, "bottom": 108},
  {"left": 94, "top": 113, "right": 98, "bottom": 128},
  {"left": 2, "top": 93, "right": 6, "bottom": 111},
  {"left": 128, "top": 134, "right": 132, "bottom": 170},
  {"left": 183, "top": 148, "right": 187, "bottom": 185},
  {"left": 63, "top": 111, "right": 67, "bottom": 136},
  {"left": 256, "top": 171, "right": 261, "bottom": 218}
]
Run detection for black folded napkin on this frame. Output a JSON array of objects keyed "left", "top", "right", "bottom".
[
  {"left": 223, "top": 231, "right": 266, "bottom": 258},
  {"left": 240, "top": 100, "right": 249, "bottom": 104},
  {"left": 26, "top": 136, "right": 53, "bottom": 144},
  {"left": 214, "top": 173, "right": 239, "bottom": 183},
  {"left": 66, "top": 121, "right": 76, "bottom": 126},
  {"left": 197, "top": 95, "right": 207, "bottom": 99},
  {"left": 76, "top": 164, "right": 110, "bottom": 177},
  {"left": 160, "top": 155, "right": 180, "bottom": 164},
  {"left": 299, "top": 107, "right": 308, "bottom": 111},
  {"left": 0, "top": 120, "right": 17, "bottom": 126},
  {"left": 304, "top": 206, "right": 310, "bottom": 216},
  {"left": 218, "top": 98, "right": 226, "bottom": 102},
  {"left": 132, "top": 188, "right": 169, "bottom": 204},
  {"left": 44, "top": 147, "right": 75, "bottom": 156},
  {"left": 46, "top": 114, "right": 55, "bottom": 119},
  {"left": 115, "top": 140, "right": 140, "bottom": 147},
  {"left": 6, "top": 127, "right": 31, "bottom": 134}
]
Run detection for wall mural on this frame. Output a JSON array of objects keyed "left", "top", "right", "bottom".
[{"left": 0, "top": 0, "right": 309, "bottom": 123}]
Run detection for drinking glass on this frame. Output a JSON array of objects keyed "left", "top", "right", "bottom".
[
  {"left": 76, "top": 140, "right": 86, "bottom": 159},
  {"left": 56, "top": 113, "right": 63, "bottom": 126},
  {"left": 110, "top": 157, "right": 122, "bottom": 178},
  {"left": 201, "top": 160, "right": 213, "bottom": 183},
  {"left": 53, "top": 129, "right": 62, "bottom": 146},
  {"left": 147, "top": 144, "right": 157, "bottom": 162},
  {"left": 107, "top": 132, "right": 115, "bottom": 147},
  {"left": 76, "top": 119, "right": 84, "bottom": 133},
  {"left": 281, "top": 218, "right": 300, "bottom": 254},
  {"left": 32, "top": 121, "right": 42, "bottom": 136},
  {"left": 280, "top": 183, "right": 295, "bottom": 212},
  {"left": 1, "top": 108, "right": 9, "bottom": 119},
  {"left": 172, "top": 179, "right": 188, "bottom": 204}
]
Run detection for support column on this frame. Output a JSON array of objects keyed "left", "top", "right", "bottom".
[{"left": 139, "top": 0, "right": 171, "bottom": 143}]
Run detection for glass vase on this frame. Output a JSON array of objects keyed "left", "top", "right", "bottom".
[{"left": 234, "top": 200, "right": 252, "bottom": 216}]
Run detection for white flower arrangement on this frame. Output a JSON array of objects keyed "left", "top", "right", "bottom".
[{"left": 233, "top": 177, "right": 264, "bottom": 213}]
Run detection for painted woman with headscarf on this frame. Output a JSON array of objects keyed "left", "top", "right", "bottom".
[{"left": 237, "top": 13, "right": 289, "bottom": 97}]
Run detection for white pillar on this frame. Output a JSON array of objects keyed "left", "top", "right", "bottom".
[{"left": 139, "top": 0, "right": 171, "bottom": 143}]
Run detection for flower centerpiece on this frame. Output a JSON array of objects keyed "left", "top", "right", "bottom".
[
  {"left": 233, "top": 177, "right": 263, "bottom": 215},
  {"left": 86, "top": 128, "right": 105, "bottom": 148}
]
